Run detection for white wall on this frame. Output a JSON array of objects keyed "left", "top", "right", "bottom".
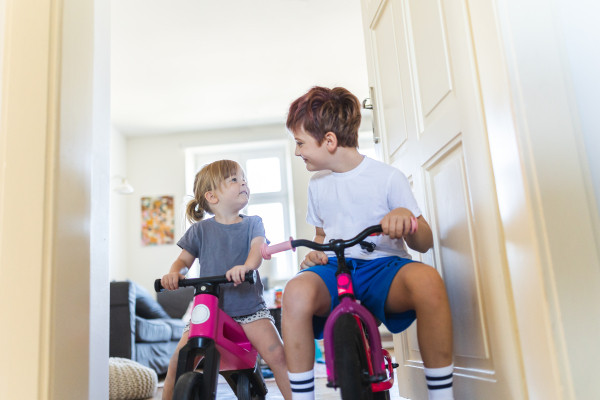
[
  {"left": 118, "top": 118, "right": 373, "bottom": 294},
  {"left": 110, "top": 125, "right": 130, "bottom": 281},
  {"left": 555, "top": 0, "right": 600, "bottom": 219}
]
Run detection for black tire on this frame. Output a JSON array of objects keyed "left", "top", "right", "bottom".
[
  {"left": 373, "top": 390, "right": 390, "bottom": 400},
  {"left": 333, "top": 313, "right": 373, "bottom": 400},
  {"left": 236, "top": 373, "right": 265, "bottom": 400},
  {"left": 173, "top": 371, "right": 203, "bottom": 400}
]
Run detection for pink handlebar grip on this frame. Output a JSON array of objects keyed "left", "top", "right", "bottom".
[
  {"left": 260, "top": 237, "right": 295, "bottom": 260},
  {"left": 410, "top": 216, "right": 418, "bottom": 235}
]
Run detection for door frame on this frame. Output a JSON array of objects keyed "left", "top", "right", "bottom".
[{"left": 0, "top": 0, "right": 110, "bottom": 399}]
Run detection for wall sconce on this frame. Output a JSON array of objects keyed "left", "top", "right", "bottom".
[{"left": 112, "top": 175, "right": 134, "bottom": 195}]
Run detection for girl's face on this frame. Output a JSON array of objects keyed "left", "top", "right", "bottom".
[{"left": 215, "top": 168, "right": 249, "bottom": 211}]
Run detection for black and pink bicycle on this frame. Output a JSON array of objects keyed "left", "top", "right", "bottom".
[
  {"left": 155, "top": 271, "right": 267, "bottom": 400},
  {"left": 261, "top": 219, "right": 417, "bottom": 400}
]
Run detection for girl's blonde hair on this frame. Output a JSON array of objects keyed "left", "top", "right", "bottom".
[{"left": 186, "top": 159, "right": 243, "bottom": 224}]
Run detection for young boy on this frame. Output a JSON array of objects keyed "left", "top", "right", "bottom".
[{"left": 282, "top": 87, "right": 454, "bottom": 400}]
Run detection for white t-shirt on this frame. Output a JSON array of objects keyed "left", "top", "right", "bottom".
[{"left": 306, "top": 156, "right": 422, "bottom": 260}]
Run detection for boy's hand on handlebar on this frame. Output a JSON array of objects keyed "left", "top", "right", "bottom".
[
  {"left": 300, "top": 251, "right": 328, "bottom": 270},
  {"left": 381, "top": 208, "right": 415, "bottom": 239},
  {"left": 227, "top": 265, "right": 251, "bottom": 286},
  {"left": 161, "top": 271, "right": 185, "bottom": 291}
]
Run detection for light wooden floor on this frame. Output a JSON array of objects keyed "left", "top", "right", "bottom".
[{"left": 152, "top": 367, "right": 407, "bottom": 400}]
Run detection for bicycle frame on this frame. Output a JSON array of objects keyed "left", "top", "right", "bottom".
[
  {"left": 260, "top": 219, "right": 417, "bottom": 391},
  {"left": 155, "top": 272, "right": 267, "bottom": 399}
]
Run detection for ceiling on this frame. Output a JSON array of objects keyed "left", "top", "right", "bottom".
[{"left": 111, "top": 0, "right": 370, "bottom": 136}]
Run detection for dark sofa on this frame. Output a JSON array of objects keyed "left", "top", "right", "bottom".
[{"left": 109, "top": 280, "right": 194, "bottom": 374}]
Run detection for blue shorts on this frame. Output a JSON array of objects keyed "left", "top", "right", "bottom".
[{"left": 301, "top": 256, "right": 418, "bottom": 339}]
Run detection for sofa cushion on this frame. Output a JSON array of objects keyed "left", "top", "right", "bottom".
[
  {"left": 135, "top": 317, "right": 172, "bottom": 343},
  {"left": 135, "top": 341, "right": 179, "bottom": 375},
  {"left": 129, "top": 280, "right": 170, "bottom": 320},
  {"left": 163, "top": 319, "right": 186, "bottom": 340},
  {"left": 157, "top": 286, "right": 195, "bottom": 319}
]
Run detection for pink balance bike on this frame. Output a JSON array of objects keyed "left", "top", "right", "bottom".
[
  {"left": 155, "top": 271, "right": 267, "bottom": 400},
  {"left": 261, "top": 219, "right": 417, "bottom": 400}
]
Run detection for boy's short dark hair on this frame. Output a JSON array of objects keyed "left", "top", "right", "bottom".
[{"left": 286, "top": 86, "right": 361, "bottom": 148}]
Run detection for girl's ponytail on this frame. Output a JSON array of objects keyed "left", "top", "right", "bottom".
[{"left": 185, "top": 198, "right": 205, "bottom": 224}]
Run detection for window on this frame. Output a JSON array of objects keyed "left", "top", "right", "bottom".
[{"left": 184, "top": 140, "right": 297, "bottom": 281}]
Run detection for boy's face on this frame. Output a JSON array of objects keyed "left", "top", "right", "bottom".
[{"left": 293, "top": 128, "right": 331, "bottom": 171}]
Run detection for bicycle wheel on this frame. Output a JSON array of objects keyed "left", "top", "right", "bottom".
[
  {"left": 173, "top": 371, "right": 203, "bottom": 400},
  {"left": 236, "top": 373, "right": 265, "bottom": 400},
  {"left": 373, "top": 390, "right": 390, "bottom": 400},
  {"left": 333, "top": 313, "right": 373, "bottom": 400}
]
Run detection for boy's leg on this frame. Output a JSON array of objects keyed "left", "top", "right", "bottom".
[
  {"left": 385, "top": 262, "right": 454, "bottom": 399},
  {"left": 385, "top": 262, "right": 452, "bottom": 366},
  {"left": 241, "top": 318, "right": 291, "bottom": 400},
  {"left": 282, "top": 272, "right": 331, "bottom": 399}
]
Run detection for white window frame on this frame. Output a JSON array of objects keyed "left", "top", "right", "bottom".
[{"left": 184, "top": 140, "right": 297, "bottom": 282}]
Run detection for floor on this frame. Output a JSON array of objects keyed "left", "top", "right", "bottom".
[{"left": 151, "top": 360, "right": 408, "bottom": 400}]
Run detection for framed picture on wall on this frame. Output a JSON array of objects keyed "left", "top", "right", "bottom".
[{"left": 141, "top": 196, "right": 175, "bottom": 246}]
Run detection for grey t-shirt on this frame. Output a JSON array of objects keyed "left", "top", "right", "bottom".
[{"left": 177, "top": 215, "right": 267, "bottom": 317}]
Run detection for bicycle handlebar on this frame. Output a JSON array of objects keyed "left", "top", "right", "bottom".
[
  {"left": 260, "top": 217, "right": 418, "bottom": 260},
  {"left": 154, "top": 270, "right": 257, "bottom": 293}
]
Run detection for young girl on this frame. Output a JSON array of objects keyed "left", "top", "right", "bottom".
[{"left": 160, "top": 160, "right": 291, "bottom": 400}]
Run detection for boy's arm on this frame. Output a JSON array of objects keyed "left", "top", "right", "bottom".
[
  {"left": 404, "top": 215, "right": 433, "bottom": 253},
  {"left": 381, "top": 208, "right": 433, "bottom": 253},
  {"left": 300, "top": 227, "right": 328, "bottom": 269},
  {"left": 226, "top": 236, "right": 266, "bottom": 285},
  {"left": 313, "top": 227, "right": 326, "bottom": 244}
]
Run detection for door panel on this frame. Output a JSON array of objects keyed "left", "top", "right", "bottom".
[
  {"left": 361, "top": 0, "right": 525, "bottom": 398},
  {"left": 424, "top": 138, "right": 491, "bottom": 371},
  {"left": 370, "top": 1, "right": 408, "bottom": 156},
  {"left": 407, "top": 0, "right": 453, "bottom": 122}
]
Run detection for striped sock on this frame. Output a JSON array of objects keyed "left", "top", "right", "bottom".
[
  {"left": 424, "top": 364, "right": 454, "bottom": 400},
  {"left": 288, "top": 370, "right": 315, "bottom": 400}
]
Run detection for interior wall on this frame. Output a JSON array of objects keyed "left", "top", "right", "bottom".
[
  {"left": 89, "top": 0, "right": 110, "bottom": 398},
  {"left": 120, "top": 117, "right": 374, "bottom": 294},
  {"left": 110, "top": 125, "right": 129, "bottom": 281}
]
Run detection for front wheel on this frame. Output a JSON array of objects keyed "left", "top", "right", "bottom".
[
  {"left": 173, "top": 371, "right": 203, "bottom": 400},
  {"left": 333, "top": 313, "right": 373, "bottom": 400},
  {"left": 236, "top": 373, "right": 265, "bottom": 400},
  {"left": 373, "top": 390, "right": 391, "bottom": 400}
]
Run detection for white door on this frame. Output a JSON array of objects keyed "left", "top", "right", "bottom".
[{"left": 360, "top": 0, "right": 526, "bottom": 398}]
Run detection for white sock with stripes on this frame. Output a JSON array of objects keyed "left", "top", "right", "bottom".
[
  {"left": 288, "top": 370, "right": 315, "bottom": 400},
  {"left": 424, "top": 364, "right": 454, "bottom": 400}
]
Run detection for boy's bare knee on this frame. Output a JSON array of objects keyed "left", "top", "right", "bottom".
[
  {"left": 282, "top": 277, "right": 318, "bottom": 314},
  {"left": 409, "top": 265, "right": 447, "bottom": 306}
]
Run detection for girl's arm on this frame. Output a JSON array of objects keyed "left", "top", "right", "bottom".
[
  {"left": 161, "top": 249, "right": 196, "bottom": 291},
  {"left": 226, "top": 236, "right": 266, "bottom": 285}
]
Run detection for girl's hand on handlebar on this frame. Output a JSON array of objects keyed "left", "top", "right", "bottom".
[
  {"left": 381, "top": 208, "right": 415, "bottom": 239},
  {"left": 300, "top": 251, "right": 328, "bottom": 270},
  {"left": 227, "top": 265, "right": 251, "bottom": 286},
  {"left": 161, "top": 271, "right": 185, "bottom": 291}
]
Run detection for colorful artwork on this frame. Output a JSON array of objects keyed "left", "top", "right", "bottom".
[{"left": 141, "top": 196, "right": 175, "bottom": 246}]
